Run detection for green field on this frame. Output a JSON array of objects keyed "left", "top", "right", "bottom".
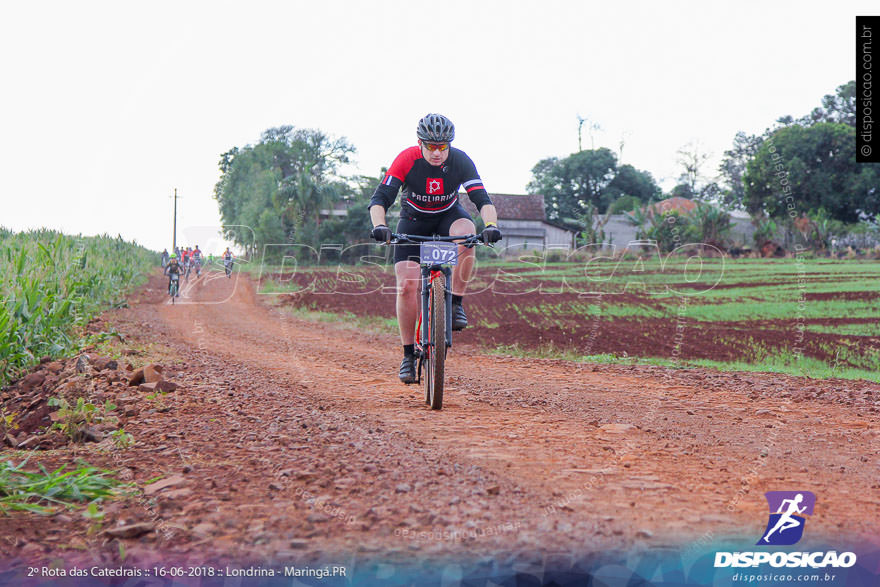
[{"left": 261, "top": 253, "right": 880, "bottom": 382}]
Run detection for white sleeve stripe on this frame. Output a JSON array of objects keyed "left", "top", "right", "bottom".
[{"left": 462, "top": 179, "right": 482, "bottom": 188}]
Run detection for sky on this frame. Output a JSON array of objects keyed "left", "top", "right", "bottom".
[{"left": 1, "top": 0, "right": 873, "bottom": 253}]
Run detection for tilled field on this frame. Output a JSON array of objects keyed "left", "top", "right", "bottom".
[
  {"left": 0, "top": 270, "right": 878, "bottom": 581},
  {"left": 275, "top": 263, "right": 880, "bottom": 372}
]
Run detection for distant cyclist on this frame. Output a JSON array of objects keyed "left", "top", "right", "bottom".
[
  {"left": 192, "top": 245, "right": 203, "bottom": 276},
  {"left": 165, "top": 254, "right": 182, "bottom": 296},
  {"left": 161, "top": 249, "right": 169, "bottom": 268},
  {"left": 222, "top": 247, "right": 234, "bottom": 277},
  {"left": 368, "top": 113, "right": 502, "bottom": 383},
  {"left": 183, "top": 247, "right": 193, "bottom": 278}
]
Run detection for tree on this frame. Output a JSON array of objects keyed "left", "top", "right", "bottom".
[
  {"left": 743, "top": 122, "right": 880, "bottom": 223},
  {"left": 721, "top": 80, "right": 879, "bottom": 225},
  {"left": 718, "top": 132, "right": 763, "bottom": 209},
  {"left": 213, "top": 126, "right": 355, "bottom": 257},
  {"left": 605, "top": 164, "right": 662, "bottom": 207},
  {"left": 668, "top": 183, "right": 696, "bottom": 200},
  {"left": 316, "top": 173, "right": 390, "bottom": 262},
  {"left": 676, "top": 141, "right": 717, "bottom": 199},
  {"left": 527, "top": 149, "right": 659, "bottom": 220},
  {"left": 527, "top": 148, "right": 617, "bottom": 220},
  {"left": 607, "top": 194, "right": 642, "bottom": 214},
  {"left": 798, "top": 81, "right": 856, "bottom": 127}
]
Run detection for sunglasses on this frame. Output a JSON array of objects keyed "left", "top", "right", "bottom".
[{"left": 422, "top": 142, "right": 450, "bottom": 152}]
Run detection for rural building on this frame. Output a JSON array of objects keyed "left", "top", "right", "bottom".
[
  {"left": 596, "top": 197, "right": 760, "bottom": 251},
  {"left": 459, "top": 193, "right": 578, "bottom": 253}
]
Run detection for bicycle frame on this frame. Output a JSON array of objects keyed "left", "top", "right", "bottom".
[
  {"left": 415, "top": 263, "right": 453, "bottom": 384},
  {"left": 387, "top": 232, "right": 484, "bottom": 387}
]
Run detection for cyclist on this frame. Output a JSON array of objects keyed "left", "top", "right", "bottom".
[
  {"left": 192, "top": 245, "right": 202, "bottom": 276},
  {"left": 222, "top": 247, "right": 234, "bottom": 277},
  {"left": 368, "top": 113, "right": 502, "bottom": 383},
  {"left": 183, "top": 246, "right": 193, "bottom": 277},
  {"left": 165, "top": 254, "right": 182, "bottom": 296}
]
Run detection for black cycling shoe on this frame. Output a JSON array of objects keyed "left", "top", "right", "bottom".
[
  {"left": 399, "top": 355, "right": 416, "bottom": 384},
  {"left": 452, "top": 303, "right": 468, "bottom": 331}
]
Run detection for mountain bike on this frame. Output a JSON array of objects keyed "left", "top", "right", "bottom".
[
  {"left": 193, "top": 258, "right": 202, "bottom": 277},
  {"left": 388, "top": 232, "right": 488, "bottom": 410},
  {"left": 184, "top": 259, "right": 192, "bottom": 281},
  {"left": 168, "top": 274, "right": 180, "bottom": 304},
  {"left": 224, "top": 258, "right": 233, "bottom": 278}
]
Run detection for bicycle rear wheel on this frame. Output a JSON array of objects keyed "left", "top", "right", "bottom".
[{"left": 425, "top": 275, "right": 446, "bottom": 410}]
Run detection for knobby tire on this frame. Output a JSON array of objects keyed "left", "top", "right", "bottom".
[{"left": 426, "top": 276, "right": 446, "bottom": 410}]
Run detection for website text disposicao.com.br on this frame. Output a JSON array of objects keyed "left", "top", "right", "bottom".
[
  {"left": 732, "top": 571, "right": 838, "bottom": 583},
  {"left": 718, "top": 550, "right": 856, "bottom": 583}
]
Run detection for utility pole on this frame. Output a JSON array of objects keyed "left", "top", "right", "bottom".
[{"left": 172, "top": 188, "right": 180, "bottom": 252}]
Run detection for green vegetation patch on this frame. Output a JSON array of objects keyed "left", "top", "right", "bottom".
[
  {"left": 0, "top": 229, "right": 156, "bottom": 384},
  {"left": 0, "top": 458, "right": 128, "bottom": 515}
]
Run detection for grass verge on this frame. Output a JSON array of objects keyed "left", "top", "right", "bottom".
[
  {"left": 0, "top": 458, "right": 128, "bottom": 515},
  {"left": 274, "top": 303, "right": 398, "bottom": 336},
  {"left": 489, "top": 343, "right": 880, "bottom": 382}
]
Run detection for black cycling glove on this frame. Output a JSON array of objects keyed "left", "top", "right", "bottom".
[
  {"left": 371, "top": 224, "right": 392, "bottom": 243},
  {"left": 482, "top": 223, "right": 502, "bottom": 244}
]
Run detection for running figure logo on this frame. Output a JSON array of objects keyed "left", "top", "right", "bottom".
[{"left": 757, "top": 491, "right": 816, "bottom": 546}]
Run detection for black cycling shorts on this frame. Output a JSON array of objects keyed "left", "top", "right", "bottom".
[{"left": 393, "top": 203, "right": 473, "bottom": 264}]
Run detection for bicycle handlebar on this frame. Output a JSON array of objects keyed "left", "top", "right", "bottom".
[{"left": 388, "top": 232, "right": 490, "bottom": 247}]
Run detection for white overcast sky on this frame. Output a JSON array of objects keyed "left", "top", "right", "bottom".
[{"left": 0, "top": 0, "right": 873, "bottom": 252}]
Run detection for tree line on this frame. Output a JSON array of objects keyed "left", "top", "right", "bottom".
[
  {"left": 213, "top": 126, "right": 377, "bottom": 260},
  {"left": 529, "top": 80, "right": 880, "bottom": 251},
  {"left": 213, "top": 81, "right": 880, "bottom": 258}
]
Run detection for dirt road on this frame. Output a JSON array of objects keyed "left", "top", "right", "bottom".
[{"left": 4, "top": 269, "right": 879, "bottom": 577}]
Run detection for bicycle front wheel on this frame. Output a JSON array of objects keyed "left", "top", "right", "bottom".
[{"left": 425, "top": 275, "right": 446, "bottom": 410}]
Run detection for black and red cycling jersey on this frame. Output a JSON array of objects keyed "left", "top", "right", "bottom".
[{"left": 370, "top": 146, "right": 492, "bottom": 217}]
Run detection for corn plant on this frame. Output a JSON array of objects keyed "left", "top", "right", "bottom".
[{"left": 0, "top": 229, "right": 157, "bottom": 385}]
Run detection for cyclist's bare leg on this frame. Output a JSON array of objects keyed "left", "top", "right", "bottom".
[
  {"left": 449, "top": 217, "right": 477, "bottom": 296},
  {"left": 395, "top": 260, "right": 420, "bottom": 345}
]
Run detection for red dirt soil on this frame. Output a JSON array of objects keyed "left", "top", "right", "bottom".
[{"left": 0, "top": 269, "right": 877, "bottom": 576}]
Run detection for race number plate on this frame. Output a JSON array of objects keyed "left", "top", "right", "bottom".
[{"left": 420, "top": 242, "right": 458, "bottom": 266}]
